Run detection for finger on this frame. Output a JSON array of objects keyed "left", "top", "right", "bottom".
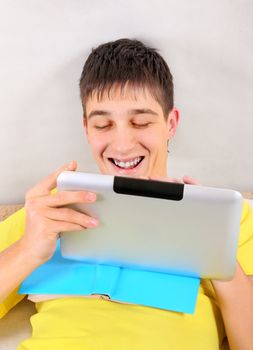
[
  {"left": 42, "top": 190, "right": 97, "bottom": 208},
  {"left": 26, "top": 161, "right": 77, "bottom": 199},
  {"left": 149, "top": 176, "right": 182, "bottom": 184},
  {"left": 49, "top": 220, "right": 89, "bottom": 233},
  {"left": 42, "top": 207, "right": 99, "bottom": 228},
  {"left": 182, "top": 175, "right": 201, "bottom": 185}
]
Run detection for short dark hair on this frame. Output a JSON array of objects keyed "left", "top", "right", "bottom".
[{"left": 79, "top": 38, "right": 174, "bottom": 118}]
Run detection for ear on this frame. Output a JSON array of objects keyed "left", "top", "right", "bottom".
[
  {"left": 166, "top": 108, "right": 180, "bottom": 140},
  {"left": 82, "top": 117, "right": 90, "bottom": 142},
  {"left": 83, "top": 116, "right": 90, "bottom": 143}
]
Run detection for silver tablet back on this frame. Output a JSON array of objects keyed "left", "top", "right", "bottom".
[{"left": 57, "top": 171, "right": 243, "bottom": 280}]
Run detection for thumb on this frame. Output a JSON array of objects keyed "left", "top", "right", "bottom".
[
  {"left": 66, "top": 160, "right": 77, "bottom": 171},
  {"left": 26, "top": 161, "right": 78, "bottom": 199},
  {"left": 182, "top": 175, "right": 200, "bottom": 186}
]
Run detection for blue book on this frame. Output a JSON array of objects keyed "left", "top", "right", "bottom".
[{"left": 19, "top": 242, "right": 200, "bottom": 314}]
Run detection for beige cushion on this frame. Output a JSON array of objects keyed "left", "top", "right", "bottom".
[
  {"left": 0, "top": 299, "right": 35, "bottom": 349},
  {"left": 0, "top": 205, "right": 23, "bottom": 221}
]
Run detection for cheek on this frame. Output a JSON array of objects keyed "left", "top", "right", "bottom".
[
  {"left": 141, "top": 133, "right": 167, "bottom": 152},
  {"left": 88, "top": 134, "right": 110, "bottom": 158}
]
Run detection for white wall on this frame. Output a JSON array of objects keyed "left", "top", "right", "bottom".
[{"left": 0, "top": 0, "right": 252, "bottom": 204}]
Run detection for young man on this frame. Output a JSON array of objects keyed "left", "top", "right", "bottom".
[{"left": 0, "top": 39, "right": 253, "bottom": 350}]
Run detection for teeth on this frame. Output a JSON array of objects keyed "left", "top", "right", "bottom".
[{"left": 113, "top": 157, "right": 142, "bottom": 169}]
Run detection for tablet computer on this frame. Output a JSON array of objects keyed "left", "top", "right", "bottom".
[{"left": 57, "top": 171, "right": 243, "bottom": 280}]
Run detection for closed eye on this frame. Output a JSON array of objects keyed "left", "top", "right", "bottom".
[
  {"left": 93, "top": 124, "right": 110, "bottom": 130},
  {"left": 132, "top": 122, "right": 152, "bottom": 128}
]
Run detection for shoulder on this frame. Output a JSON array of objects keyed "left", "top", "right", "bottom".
[
  {"left": 0, "top": 206, "right": 26, "bottom": 251},
  {"left": 238, "top": 200, "right": 253, "bottom": 247},
  {"left": 237, "top": 200, "right": 253, "bottom": 275}
]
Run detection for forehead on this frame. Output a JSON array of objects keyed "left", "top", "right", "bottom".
[{"left": 85, "top": 84, "right": 164, "bottom": 116}]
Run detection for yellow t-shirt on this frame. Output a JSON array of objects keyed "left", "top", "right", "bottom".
[
  {"left": 0, "top": 201, "right": 253, "bottom": 350},
  {"left": 0, "top": 207, "right": 26, "bottom": 317}
]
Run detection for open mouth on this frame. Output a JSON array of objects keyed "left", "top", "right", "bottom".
[{"left": 108, "top": 156, "right": 144, "bottom": 170}]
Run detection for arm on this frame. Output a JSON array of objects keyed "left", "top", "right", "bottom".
[
  {"left": 212, "top": 263, "right": 253, "bottom": 350},
  {"left": 152, "top": 175, "right": 253, "bottom": 349},
  {"left": 0, "top": 161, "right": 98, "bottom": 303},
  {"left": 184, "top": 177, "right": 253, "bottom": 349},
  {"left": 0, "top": 238, "right": 42, "bottom": 303}
]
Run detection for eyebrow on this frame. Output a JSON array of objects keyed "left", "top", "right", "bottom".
[{"left": 87, "top": 108, "right": 158, "bottom": 119}]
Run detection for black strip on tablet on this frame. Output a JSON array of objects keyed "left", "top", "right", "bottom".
[{"left": 113, "top": 177, "right": 184, "bottom": 201}]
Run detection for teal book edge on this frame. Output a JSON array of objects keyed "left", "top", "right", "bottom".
[{"left": 19, "top": 242, "right": 200, "bottom": 314}]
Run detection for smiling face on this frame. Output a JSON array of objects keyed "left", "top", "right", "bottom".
[{"left": 84, "top": 85, "right": 179, "bottom": 178}]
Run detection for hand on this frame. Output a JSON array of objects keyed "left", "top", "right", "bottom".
[
  {"left": 149, "top": 174, "right": 201, "bottom": 185},
  {"left": 19, "top": 161, "right": 99, "bottom": 265}
]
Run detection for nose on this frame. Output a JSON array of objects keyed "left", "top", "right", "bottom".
[{"left": 111, "top": 125, "right": 136, "bottom": 154}]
